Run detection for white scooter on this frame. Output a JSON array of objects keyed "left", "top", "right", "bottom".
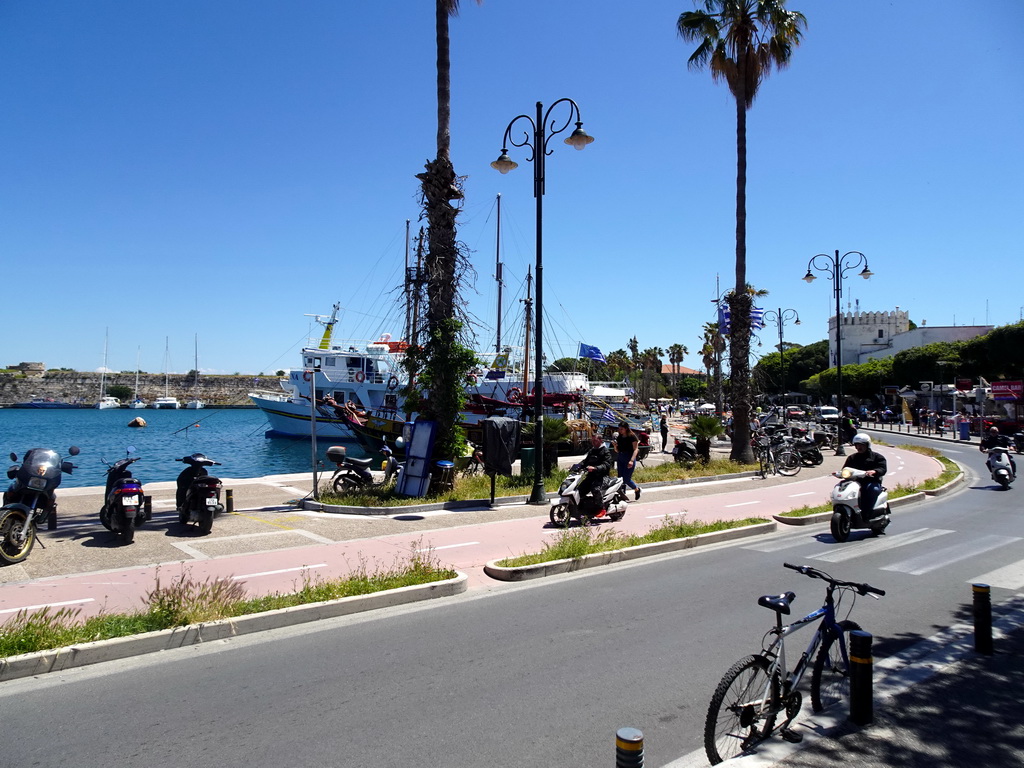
[
  {"left": 987, "top": 446, "right": 1016, "bottom": 489},
  {"left": 829, "top": 467, "right": 890, "bottom": 542},
  {"left": 550, "top": 463, "right": 629, "bottom": 526}
]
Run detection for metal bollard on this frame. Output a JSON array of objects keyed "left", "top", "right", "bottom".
[
  {"left": 144, "top": 495, "right": 153, "bottom": 522},
  {"left": 225, "top": 488, "right": 234, "bottom": 514},
  {"left": 973, "top": 583, "right": 993, "bottom": 655},
  {"left": 849, "top": 630, "right": 874, "bottom": 726},
  {"left": 615, "top": 727, "right": 644, "bottom": 768}
]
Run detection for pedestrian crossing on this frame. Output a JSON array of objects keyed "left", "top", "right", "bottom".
[{"left": 742, "top": 527, "right": 1024, "bottom": 589}]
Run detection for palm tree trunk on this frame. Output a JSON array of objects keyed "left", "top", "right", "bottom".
[{"left": 730, "top": 86, "right": 754, "bottom": 464}]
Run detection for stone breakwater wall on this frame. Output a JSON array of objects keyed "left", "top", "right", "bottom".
[{"left": 0, "top": 371, "right": 278, "bottom": 406}]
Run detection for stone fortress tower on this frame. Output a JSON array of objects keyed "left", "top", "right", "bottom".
[{"left": 828, "top": 304, "right": 910, "bottom": 366}]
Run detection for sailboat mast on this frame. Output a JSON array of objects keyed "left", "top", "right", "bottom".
[
  {"left": 99, "top": 328, "right": 108, "bottom": 399},
  {"left": 495, "top": 193, "right": 503, "bottom": 354}
]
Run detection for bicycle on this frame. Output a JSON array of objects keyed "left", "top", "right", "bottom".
[
  {"left": 703, "top": 563, "right": 886, "bottom": 765},
  {"left": 772, "top": 441, "right": 802, "bottom": 477},
  {"left": 752, "top": 435, "right": 777, "bottom": 478}
]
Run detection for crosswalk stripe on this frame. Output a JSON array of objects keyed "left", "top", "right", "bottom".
[
  {"left": 881, "top": 535, "right": 1022, "bottom": 576},
  {"left": 811, "top": 528, "right": 956, "bottom": 563},
  {"left": 968, "top": 561, "right": 1024, "bottom": 591},
  {"left": 743, "top": 536, "right": 822, "bottom": 553}
]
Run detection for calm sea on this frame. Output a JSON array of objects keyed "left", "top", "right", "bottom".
[{"left": 0, "top": 408, "right": 366, "bottom": 488}]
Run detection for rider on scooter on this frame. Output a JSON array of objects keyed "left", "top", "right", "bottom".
[
  {"left": 842, "top": 433, "right": 887, "bottom": 517},
  {"left": 979, "top": 426, "right": 1016, "bottom": 475},
  {"left": 577, "top": 432, "right": 613, "bottom": 514}
]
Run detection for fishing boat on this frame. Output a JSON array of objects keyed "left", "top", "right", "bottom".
[{"left": 12, "top": 397, "right": 83, "bottom": 409}]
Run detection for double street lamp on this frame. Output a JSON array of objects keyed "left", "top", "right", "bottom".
[
  {"left": 762, "top": 308, "right": 800, "bottom": 416},
  {"left": 803, "top": 250, "right": 873, "bottom": 455},
  {"left": 492, "top": 99, "right": 594, "bottom": 504}
]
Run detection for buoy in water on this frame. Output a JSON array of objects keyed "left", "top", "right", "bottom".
[{"left": 128, "top": 417, "right": 147, "bottom": 428}]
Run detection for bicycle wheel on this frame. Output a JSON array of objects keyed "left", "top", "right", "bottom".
[
  {"left": 705, "top": 654, "right": 781, "bottom": 765},
  {"left": 775, "top": 450, "right": 802, "bottom": 476},
  {"left": 810, "top": 620, "right": 862, "bottom": 712}
]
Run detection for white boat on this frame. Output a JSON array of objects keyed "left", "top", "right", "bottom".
[
  {"left": 127, "top": 399, "right": 147, "bottom": 409},
  {"left": 96, "top": 396, "right": 121, "bottom": 410},
  {"left": 151, "top": 396, "right": 180, "bottom": 409},
  {"left": 95, "top": 329, "right": 119, "bottom": 408},
  {"left": 151, "top": 337, "right": 179, "bottom": 409},
  {"left": 128, "top": 347, "right": 146, "bottom": 408},
  {"left": 184, "top": 334, "right": 205, "bottom": 409}
]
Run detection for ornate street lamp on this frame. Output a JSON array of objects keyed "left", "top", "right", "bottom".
[
  {"left": 803, "top": 250, "right": 873, "bottom": 455},
  {"left": 762, "top": 308, "right": 800, "bottom": 418},
  {"left": 492, "top": 99, "right": 594, "bottom": 503}
]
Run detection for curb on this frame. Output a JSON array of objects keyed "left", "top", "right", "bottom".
[
  {"left": 482, "top": 522, "right": 776, "bottom": 582},
  {"left": 304, "top": 470, "right": 760, "bottom": 516},
  {"left": 0, "top": 572, "right": 468, "bottom": 683}
]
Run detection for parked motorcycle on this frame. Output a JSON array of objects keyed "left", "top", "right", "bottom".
[
  {"left": 1, "top": 445, "right": 79, "bottom": 564},
  {"left": 549, "top": 462, "right": 629, "bottom": 526},
  {"left": 986, "top": 446, "right": 1016, "bottom": 489},
  {"left": 326, "top": 445, "right": 399, "bottom": 493},
  {"left": 1012, "top": 432, "right": 1024, "bottom": 455},
  {"left": 175, "top": 453, "right": 224, "bottom": 534},
  {"left": 789, "top": 431, "right": 824, "bottom": 466},
  {"left": 100, "top": 448, "right": 148, "bottom": 544},
  {"left": 672, "top": 436, "right": 698, "bottom": 463},
  {"left": 829, "top": 466, "right": 890, "bottom": 542}
]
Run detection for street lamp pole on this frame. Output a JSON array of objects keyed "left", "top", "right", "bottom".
[
  {"left": 762, "top": 308, "right": 800, "bottom": 417},
  {"left": 492, "top": 99, "right": 594, "bottom": 503},
  {"left": 804, "top": 250, "right": 873, "bottom": 456}
]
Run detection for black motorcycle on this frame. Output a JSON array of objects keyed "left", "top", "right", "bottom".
[
  {"left": 175, "top": 454, "right": 224, "bottom": 534},
  {"left": 1013, "top": 432, "right": 1024, "bottom": 455},
  {"left": 789, "top": 428, "right": 825, "bottom": 466},
  {"left": 1, "top": 446, "right": 79, "bottom": 564},
  {"left": 672, "top": 436, "right": 698, "bottom": 463},
  {"left": 100, "top": 448, "right": 148, "bottom": 544},
  {"left": 326, "top": 445, "right": 399, "bottom": 492}
]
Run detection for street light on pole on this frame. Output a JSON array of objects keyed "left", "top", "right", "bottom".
[
  {"left": 803, "top": 250, "right": 873, "bottom": 456},
  {"left": 762, "top": 308, "right": 800, "bottom": 417},
  {"left": 492, "top": 99, "right": 594, "bottom": 504}
]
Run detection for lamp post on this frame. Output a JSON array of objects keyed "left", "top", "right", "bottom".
[
  {"left": 803, "top": 250, "right": 873, "bottom": 456},
  {"left": 492, "top": 99, "right": 594, "bottom": 503},
  {"left": 763, "top": 308, "right": 800, "bottom": 418}
]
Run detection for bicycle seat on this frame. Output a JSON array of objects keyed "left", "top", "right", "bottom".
[{"left": 757, "top": 591, "right": 796, "bottom": 614}]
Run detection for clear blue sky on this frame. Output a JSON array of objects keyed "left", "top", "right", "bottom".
[{"left": 2, "top": 1, "right": 1021, "bottom": 376}]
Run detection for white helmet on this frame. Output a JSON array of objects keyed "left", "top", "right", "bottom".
[{"left": 852, "top": 433, "right": 872, "bottom": 447}]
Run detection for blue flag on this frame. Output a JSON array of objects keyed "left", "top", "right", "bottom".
[
  {"left": 718, "top": 304, "right": 765, "bottom": 335},
  {"left": 579, "top": 342, "right": 607, "bottom": 363},
  {"left": 602, "top": 408, "right": 617, "bottom": 423}
]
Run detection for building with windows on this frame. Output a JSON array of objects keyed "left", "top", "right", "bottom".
[{"left": 827, "top": 307, "right": 992, "bottom": 365}]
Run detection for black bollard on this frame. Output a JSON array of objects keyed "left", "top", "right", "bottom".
[
  {"left": 225, "top": 488, "right": 234, "bottom": 514},
  {"left": 973, "top": 583, "right": 993, "bottom": 655},
  {"left": 849, "top": 630, "right": 874, "bottom": 726},
  {"left": 615, "top": 727, "right": 644, "bottom": 768},
  {"left": 144, "top": 495, "right": 153, "bottom": 522}
]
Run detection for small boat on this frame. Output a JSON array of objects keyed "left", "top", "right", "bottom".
[
  {"left": 151, "top": 396, "right": 180, "bottom": 410},
  {"left": 128, "top": 347, "right": 146, "bottom": 408},
  {"left": 151, "top": 337, "right": 180, "bottom": 409},
  {"left": 184, "top": 334, "right": 205, "bottom": 409},
  {"left": 12, "top": 397, "right": 82, "bottom": 409},
  {"left": 95, "top": 329, "right": 119, "bottom": 408},
  {"left": 96, "top": 396, "right": 121, "bottom": 410}
]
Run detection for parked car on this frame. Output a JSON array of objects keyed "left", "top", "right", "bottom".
[
  {"left": 814, "top": 406, "right": 840, "bottom": 424},
  {"left": 785, "top": 405, "right": 808, "bottom": 419}
]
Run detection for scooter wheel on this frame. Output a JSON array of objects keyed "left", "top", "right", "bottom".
[
  {"left": 47, "top": 510, "right": 57, "bottom": 531},
  {"left": 199, "top": 509, "right": 214, "bottom": 534},
  {"left": 830, "top": 511, "right": 851, "bottom": 543},
  {"left": 178, "top": 508, "right": 189, "bottom": 525},
  {"left": 609, "top": 511, "right": 625, "bottom": 522},
  {"left": 549, "top": 503, "right": 571, "bottom": 527},
  {"left": 120, "top": 521, "right": 135, "bottom": 544}
]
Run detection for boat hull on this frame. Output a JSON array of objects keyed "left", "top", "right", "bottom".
[{"left": 250, "top": 395, "right": 357, "bottom": 440}]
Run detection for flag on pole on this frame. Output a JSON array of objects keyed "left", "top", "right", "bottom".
[
  {"left": 718, "top": 304, "right": 766, "bottom": 334},
  {"left": 602, "top": 408, "right": 617, "bottom": 423},
  {"left": 579, "top": 342, "right": 607, "bottom": 363}
]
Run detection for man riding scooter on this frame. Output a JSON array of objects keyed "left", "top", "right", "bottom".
[
  {"left": 979, "top": 426, "right": 1016, "bottom": 476},
  {"left": 842, "top": 433, "right": 887, "bottom": 517},
  {"left": 577, "top": 432, "right": 613, "bottom": 517}
]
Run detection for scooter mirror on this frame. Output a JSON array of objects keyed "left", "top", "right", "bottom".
[
  {"left": 126, "top": 445, "right": 136, "bottom": 454},
  {"left": 9, "top": 452, "right": 16, "bottom": 462},
  {"left": 62, "top": 461, "right": 75, "bottom": 474},
  {"left": 69, "top": 446, "right": 81, "bottom": 456}
]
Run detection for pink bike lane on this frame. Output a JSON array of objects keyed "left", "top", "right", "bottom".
[{"left": 0, "top": 448, "right": 941, "bottom": 622}]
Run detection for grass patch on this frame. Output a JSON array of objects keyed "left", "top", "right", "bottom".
[
  {"left": 318, "top": 457, "right": 757, "bottom": 508},
  {"left": 495, "top": 516, "right": 765, "bottom": 568},
  {"left": 0, "top": 546, "right": 456, "bottom": 659}
]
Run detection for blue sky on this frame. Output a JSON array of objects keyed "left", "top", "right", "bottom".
[{"left": 2, "top": 1, "right": 1021, "bottom": 376}]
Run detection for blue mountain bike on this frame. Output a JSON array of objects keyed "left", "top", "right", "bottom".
[{"left": 704, "top": 563, "right": 886, "bottom": 764}]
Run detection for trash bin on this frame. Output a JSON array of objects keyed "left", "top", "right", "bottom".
[
  {"left": 431, "top": 460, "right": 455, "bottom": 494},
  {"left": 959, "top": 422, "right": 970, "bottom": 441},
  {"left": 520, "top": 447, "right": 535, "bottom": 478}
]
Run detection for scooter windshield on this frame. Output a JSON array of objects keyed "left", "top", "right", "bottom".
[{"left": 19, "top": 449, "right": 62, "bottom": 483}]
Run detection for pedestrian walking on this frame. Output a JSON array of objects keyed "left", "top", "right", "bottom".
[
  {"left": 615, "top": 422, "right": 642, "bottom": 500},
  {"left": 660, "top": 415, "right": 670, "bottom": 453}
]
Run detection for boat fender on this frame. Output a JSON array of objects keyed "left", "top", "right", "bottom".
[
  {"left": 467, "top": 374, "right": 478, "bottom": 385},
  {"left": 508, "top": 387, "right": 522, "bottom": 404},
  {"left": 387, "top": 376, "right": 399, "bottom": 391},
  {"left": 302, "top": 371, "right": 312, "bottom": 382},
  {"left": 355, "top": 371, "right": 365, "bottom": 383}
]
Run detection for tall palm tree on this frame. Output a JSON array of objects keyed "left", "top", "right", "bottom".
[
  {"left": 668, "top": 343, "right": 689, "bottom": 398},
  {"left": 702, "top": 321, "right": 726, "bottom": 414},
  {"left": 677, "top": 1, "right": 806, "bottom": 463},
  {"left": 640, "top": 346, "right": 665, "bottom": 403},
  {"left": 412, "top": 0, "right": 481, "bottom": 460}
]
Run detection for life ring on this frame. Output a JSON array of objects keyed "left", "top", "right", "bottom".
[
  {"left": 507, "top": 387, "right": 522, "bottom": 404},
  {"left": 387, "top": 375, "right": 399, "bottom": 391},
  {"left": 377, "top": 333, "right": 392, "bottom": 343},
  {"left": 354, "top": 371, "right": 365, "bottom": 383},
  {"left": 467, "top": 373, "right": 478, "bottom": 385},
  {"left": 302, "top": 371, "right": 312, "bottom": 382}
]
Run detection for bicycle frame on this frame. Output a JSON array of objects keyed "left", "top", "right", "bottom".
[{"left": 762, "top": 591, "right": 847, "bottom": 702}]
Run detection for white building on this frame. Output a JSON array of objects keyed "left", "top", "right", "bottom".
[{"left": 828, "top": 307, "right": 992, "bottom": 365}]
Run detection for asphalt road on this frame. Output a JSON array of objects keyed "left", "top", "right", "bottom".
[{"left": 2, "top": 445, "right": 1021, "bottom": 767}]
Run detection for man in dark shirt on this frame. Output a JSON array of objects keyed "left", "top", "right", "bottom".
[
  {"left": 577, "top": 432, "right": 613, "bottom": 512},
  {"left": 842, "top": 433, "right": 887, "bottom": 517},
  {"left": 979, "top": 426, "right": 1016, "bottom": 475}
]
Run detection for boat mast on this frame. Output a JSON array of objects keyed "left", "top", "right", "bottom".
[
  {"left": 133, "top": 346, "right": 140, "bottom": 400},
  {"left": 315, "top": 303, "right": 340, "bottom": 351},
  {"left": 495, "top": 193, "right": 503, "bottom": 354},
  {"left": 521, "top": 268, "right": 532, "bottom": 419},
  {"left": 99, "top": 328, "right": 108, "bottom": 400},
  {"left": 403, "top": 219, "right": 411, "bottom": 344}
]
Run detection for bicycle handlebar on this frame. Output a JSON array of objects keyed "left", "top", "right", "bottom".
[{"left": 783, "top": 562, "right": 886, "bottom": 597}]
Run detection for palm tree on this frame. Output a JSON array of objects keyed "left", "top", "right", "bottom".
[
  {"left": 677, "top": 1, "right": 806, "bottom": 463},
  {"left": 702, "top": 321, "right": 726, "bottom": 413},
  {"left": 640, "top": 346, "right": 665, "bottom": 403},
  {"left": 605, "top": 350, "right": 631, "bottom": 382},
  {"left": 413, "top": 0, "right": 482, "bottom": 460},
  {"left": 668, "top": 343, "right": 689, "bottom": 398}
]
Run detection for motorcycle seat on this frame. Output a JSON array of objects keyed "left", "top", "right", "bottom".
[
  {"left": 758, "top": 591, "right": 797, "bottom": 615},
  {"left": 345, "top": 457, "right": 374, "bottom": 469}
]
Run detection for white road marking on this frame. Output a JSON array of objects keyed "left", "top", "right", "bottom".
[
  {"left": 812, "top": 528, "right": 956, "bottom": 563},
  {"left": 232, "top": 564, "right": 327, "bottom": 580},
  {"left": 0, "top": 598, "right": 95, "bottom": 615},
  {"left": 881, "top": 535, "right": 1022, "bottom": 576},
  {"left": 969, "top": 560, "right": 1024, "bottom": 591},
  {"left": 647, "top": 510, "right": 686, "bottom": 519},
  {"left": 788, "top": 492, "right": 816, "bottom": 498},
  {"left": 419, "top": 541, "right": 479, "bottom": 552},
  {"left": 725, "top": 501, "right": 760, "bottom": 508}
]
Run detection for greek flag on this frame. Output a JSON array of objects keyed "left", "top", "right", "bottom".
[
  {"left": 578, "top": 342, "right": 607, "bottom": 363},
  {"left": 602, "top": 408, "right": 617, "bottom": 423},
  {"left": 718, "top": 305, "right": 766, "bottom": 335}
]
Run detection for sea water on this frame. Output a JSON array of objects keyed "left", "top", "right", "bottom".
[{"left": 0, "top": 408, "right": 366, "bottom": 488}]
